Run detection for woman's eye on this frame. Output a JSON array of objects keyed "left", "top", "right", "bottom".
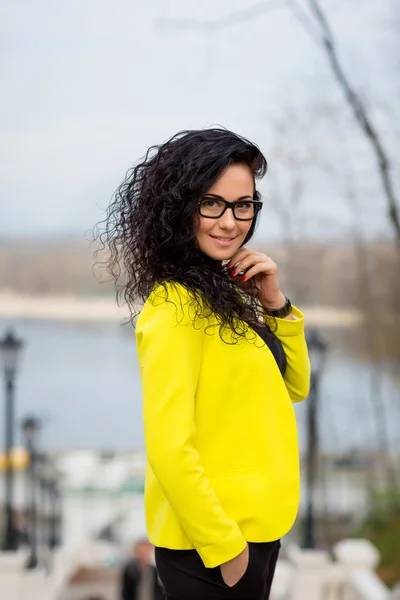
[
  {"left": 236, "top": 202, "right": 252, "bottom": 209},
  {"left": 202, "top": 199, "right": 217, "bottom": 207}
]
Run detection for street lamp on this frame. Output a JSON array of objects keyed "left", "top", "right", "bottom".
[
  {"left": 39, "top": 455, "right": 61, "bottom": 551},
  {"left": 21, "top": 415, "right": 40, "bottom": 569},
  {"left": 1, "top": 329, "right": 23, "bottom": 551},
  {"left": 48, "top": 480, "right": 61, "bottom": 550},
  {"left": 37, "top": 453, "right": 49, "bottom": 561},
  {"left": 302, "top": 328, "right": 328, "bottom": 550}
]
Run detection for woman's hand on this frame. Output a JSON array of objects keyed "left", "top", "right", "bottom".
[
  {"left": 220, "top": 544, "right": 249, "bottom": 588},
  {"left": 227, "top": 248, "right": 285, "bottom": 310}
]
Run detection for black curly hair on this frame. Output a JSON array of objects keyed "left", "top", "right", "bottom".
[{"left": 95, "top": 127, "right": 270, "bottom": 341}]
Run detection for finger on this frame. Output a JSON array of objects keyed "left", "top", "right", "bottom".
[
  {"left": 229, "top": 251, "right": 273, "bottom": 271},
  {"left": 241, "top": 262, "right": 273, "bottom": 281},
  {"left": 230, "top": 255, "right": 272, "bottom": 275},
  {"left": 228, "top": 253, "right": 265, "bottom": 275},
  {"left": 227, "top": 247, "right": 254, "bottom": 267}
]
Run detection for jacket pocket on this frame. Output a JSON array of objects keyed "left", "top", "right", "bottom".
[{"left": 218, "top": 542, "right": 252, "bottom": 589}]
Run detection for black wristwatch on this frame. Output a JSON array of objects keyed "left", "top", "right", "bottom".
[{"left": 263, "top": 296, "right": 292, "bottom": 318}]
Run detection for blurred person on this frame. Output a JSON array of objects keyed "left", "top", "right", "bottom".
[
  {"left": 97, "top": 128, "right": 310, "bottom": 599},
  {"left": 121, "top": 539, "right": 163, "bottom": 600}
]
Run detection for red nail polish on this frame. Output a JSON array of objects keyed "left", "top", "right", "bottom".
[
  {"left": 227, "top": 262, "right": 232, "bottom": 268},
  {"left": 231, "top": 270, "right": 237, "bottom": 277},
  {"left": 241, "top": 275, "right": 247, "bottom": 281}
]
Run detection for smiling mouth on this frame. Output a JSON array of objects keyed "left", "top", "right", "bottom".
[{"left": 210, "top": 235, "right": 237, "bottom": 242}]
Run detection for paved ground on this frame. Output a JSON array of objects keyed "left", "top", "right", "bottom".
[{"left": 0, "top": 552, "right": 53, "bottom": 600}]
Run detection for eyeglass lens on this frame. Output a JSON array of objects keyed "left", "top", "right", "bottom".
[{"left": 199, "top": 199, "right": 257, "bottom": 220}]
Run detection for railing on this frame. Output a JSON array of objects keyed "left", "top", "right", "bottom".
[
  {"left": 1, "top": 538, "right": 399, "bottom": 600},
  {"left": 272, "top": 539, "right": 400, "bottom": 600}
]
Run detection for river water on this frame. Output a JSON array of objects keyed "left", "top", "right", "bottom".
[{"left": 0, "top": 317, "right": 399, "bottom": 454}]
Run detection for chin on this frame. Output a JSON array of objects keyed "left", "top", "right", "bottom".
[{"left": 203, "top": 246, "right": 240, "bottom": 262}]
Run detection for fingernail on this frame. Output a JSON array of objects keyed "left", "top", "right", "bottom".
[
  {"left": 241, "top": 275, "right": 247, "bottom": 281},
  {"left": 231, "top": 270, "right": 237, "bottom": 276},
  {"left": 226, "top": 262, "right": 232, "bottom": 268}
]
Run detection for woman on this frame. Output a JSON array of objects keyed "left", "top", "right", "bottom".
[{"left": 98, "top": 128, "right": 310, "bottom": 600}]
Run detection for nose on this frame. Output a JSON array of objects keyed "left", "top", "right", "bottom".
[{"left": 218, "top": 207, "right": 236, "bottom": 230}]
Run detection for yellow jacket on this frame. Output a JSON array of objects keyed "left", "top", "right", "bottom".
[{"left": 136, "top": 282, "right": 310, "bottom": 569}]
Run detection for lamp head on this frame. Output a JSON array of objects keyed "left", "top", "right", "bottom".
[{"left": 0, "top": 329, "right": 23, "bottom": 378}]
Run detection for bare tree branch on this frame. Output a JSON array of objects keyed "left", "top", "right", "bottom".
[
  {"left": 302, "top": 0, "right": 400, "bottom": 243},
  {"left": 285, "top": 0, "right": 321, "bottom": 45},
  {"left": 155, "top": 0, "right": 283, "bottom": 32},
  {"left": 343, "top": 169, "right": 399, "bottom": 489},
  {"left": 156, "top": 0, "right": 400, "bottom": 242}
]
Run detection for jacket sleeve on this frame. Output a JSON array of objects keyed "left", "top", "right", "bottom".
[
  {"left": 136, "top": 283, "right": 247, "bottom": 568},
  {"left": 271, "top": 306, "right": 310, "bottom": 403}
]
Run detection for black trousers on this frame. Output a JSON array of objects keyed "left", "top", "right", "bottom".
[{"left": 155, "top": 540, "right": 280, "bottom": 600}]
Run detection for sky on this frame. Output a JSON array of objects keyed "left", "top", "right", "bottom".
[{"left": 1, "top": 0, "right": 399, "bottom": 241}]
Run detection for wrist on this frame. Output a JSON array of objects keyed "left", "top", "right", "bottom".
[
  {"left": 261, "top": 292, "right": 286, "bottom": 310},
  {"left": 263, "top": 295, "right": 292, "bottom": 319}
]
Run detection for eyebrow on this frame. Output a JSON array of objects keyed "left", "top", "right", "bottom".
[{"left": 202, "top": 194, "right": 255, "bottom": 201}]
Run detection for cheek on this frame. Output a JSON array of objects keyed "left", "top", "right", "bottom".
[
  {"left": 196, "top": 216, "right": 213, "bottom": 236},
  {"left": 238, "top": 222, "right": 252, "bottom": 239},
  {"left": 194, "top": 216, "right": 210, "bottom": 248}
]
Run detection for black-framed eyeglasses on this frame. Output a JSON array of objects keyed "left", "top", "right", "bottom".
[{"left": 198, "top": 197, "right": 263, "bottom": 221}]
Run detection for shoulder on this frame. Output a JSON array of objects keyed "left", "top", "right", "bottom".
[
  {"left": 148, "top": 281, "right": 193, "bottom": 308},
  {"left": 137, "top": 282, "right": 205, "bottom": 331}
]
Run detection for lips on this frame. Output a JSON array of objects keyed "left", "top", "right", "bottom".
[{"left": 210, "top": 235, "right": 236, "bottom": 242}]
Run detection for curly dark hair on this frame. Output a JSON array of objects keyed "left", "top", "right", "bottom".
[{"left": 95, "top": 127, "right": 270, "bottom": 341}]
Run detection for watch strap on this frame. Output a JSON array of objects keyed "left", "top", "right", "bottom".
[{"left": 263, "top": 296, "right": 292, "bottom": 318}]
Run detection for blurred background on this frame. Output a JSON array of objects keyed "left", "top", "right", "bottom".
[{"left": 1, "top": 0, "right": 399, "bottom": 598}]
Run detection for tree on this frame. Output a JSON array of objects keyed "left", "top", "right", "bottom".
[
  {"left": 157, "top": 0, "right": 400, "bottom": 243},
  {"left": 292, "top": 0, "right": 400, "bottom": 243}
]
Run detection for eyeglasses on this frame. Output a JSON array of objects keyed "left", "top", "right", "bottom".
[{"left": 198, "top": 197, "right": 263, "bottom": 221}]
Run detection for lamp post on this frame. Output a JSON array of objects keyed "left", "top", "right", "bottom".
[
  {"left": 302, "top": 329, "right": 328, "bottom": 550},
  {"left": 22, "top": 415, "right": 40, "bottom": 569},
  {"left": 48, "top": 479, "right": 61, "bottom": 550},
  {"left": 1, "top": 329, "right": 23, "bottom": 551},
  {"left": 39, "top": 456, "right": 60, "bottom": 551},
  {"left": 37, "top": 453, "right": 48, "bottom": 558}
]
